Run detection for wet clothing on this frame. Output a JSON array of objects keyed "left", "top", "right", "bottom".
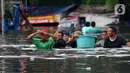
[
  {"left": 53, "top": 38, "right": 66, "bottom": 48},
  {"left": 82, "top": 27, "right": 91, "bottom": 35},
  {"left": 32, "top": 37, "right": 54, "bottom": 49},
  {"left": 92, "top": 28, "right": 102, "bottom": 33},
  {"left": 95, "top": 40, "right": 104, "bottom": 47},
  {"left": 82, "top": 27, "right": 101, "bottom": 35},
  {"left": 69, "top": 40, "right": 77, "bottom": 48},
  {"left": 104, "top": 36, "right": 127, "bottom": 48}
]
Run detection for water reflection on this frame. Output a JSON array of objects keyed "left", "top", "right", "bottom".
[
  {"left": 0, "top": 33, "right": 130, "bottom": 73},
  {"left": 0, "top": 49, "right": 129, "bottom": 73},
  {"left": 0, "top": 33, "right": 31, "bottom": 45},
  {"left": 19, "top": 58, "right": 68, "bottom": 73},
  {"left": 0, "top": 58, "right": 20, "bottom": 73}
]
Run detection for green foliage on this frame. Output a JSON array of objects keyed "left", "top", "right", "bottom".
[
  {"left": 86, "top": 0, "right": 91, "bottom": 5},
  {"left": 86, "top": 0, "right": 96, "bottom": 6},
  {"left": 105, "top": 0, "right": 118, "bottom": 9},
  {"left": 97, "top": 0, "right": 106, "bottom": 5},
  {"left": 86, "top": 0, "right": 106, "bottom": 6},
  {"left": 128, "top": 3, "right": 130, "bottom": 6}
]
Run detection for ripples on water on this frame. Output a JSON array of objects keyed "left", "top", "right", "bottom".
[{"left": 0, "top": 34, "right": 130, "bottom": 73}]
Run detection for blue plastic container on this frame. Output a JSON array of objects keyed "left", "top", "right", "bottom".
[{"left": 77, "top": 35, "right": 96, "bottom": 48}]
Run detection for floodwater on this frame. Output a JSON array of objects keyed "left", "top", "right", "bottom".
[
  {"left": 0, "top": 33, "right": 130, "bottom": 73},
  {"left": 0, "top": 13, "right": 129, "bottom": 73}
]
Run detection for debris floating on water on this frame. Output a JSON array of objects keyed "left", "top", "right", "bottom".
[
  {"left": 44, "top": 57, "right": 66, "bottom": 60},
  {"left": 86, "top": 67, "right": 91, "bottom": 71},
  {"left": 30, "top": 57, "right": 35, "bottom": 61},
  {"left": 29, "top": 44, "right": 36, "bottom": 48},
  {"left": 80, "top": 67, "right": 91, "bottom": 71}
]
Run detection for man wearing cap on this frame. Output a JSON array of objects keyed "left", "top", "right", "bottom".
[{"left": 27, "top": 30, "right": 54, "bottom": 49}]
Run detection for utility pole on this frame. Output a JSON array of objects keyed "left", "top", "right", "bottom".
[{"left": 1, "top": 0, "right": 4, "bottom": 35}]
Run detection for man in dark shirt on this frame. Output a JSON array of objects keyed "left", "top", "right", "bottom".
[
  {"left": 67, "top": 31, "right": 82, "bottom": 48},
  {"left": 104, "top": 26, "right": 130, "bottom": 48},
  {"left": 43, "top": 31, "right": 66, "bottom": 48},
  {"left": 53, "top": 31, "right": 66, "bottom": 48},
  {"left": 53, "top": 38, "right": 66, "bottom": 48}
]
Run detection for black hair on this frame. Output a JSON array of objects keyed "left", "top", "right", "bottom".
[
  {"left": 85, "top": 22, "right": 90, "bottom": 27},
  {"left": 109, "top": 26, "right": 117, "bottom": 34},
  {"left": 91, "top": 21, "right": 96, "bottom": 27},
  {"left": 63, "top": 31, "right": 70, "bottom": 36},
  {"left": 58, "top": 31, "right": 64, "bottom": 37},
  {"left": 102, "top": 30, "right": 107, "bottom": 33}
]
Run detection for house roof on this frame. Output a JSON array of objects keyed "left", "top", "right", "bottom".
[{"left": 22, "top": 5, "right": 74, "bottom": 16}]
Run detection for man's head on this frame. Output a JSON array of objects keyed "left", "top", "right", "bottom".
[
  {"left": 74, "top": 31, "right": 82, "bottom": 36},
  {"left": 63, "top": 32, "right": 70, "bottom": 42},
  {"left": 85, "top": 22, "right": 90, "bottom": 27},
  {"left": 101, "top": 30, "right": 108, "bottom": 39},
  {"left": 91, "top": 21, "right": 96, "bottom": 27},
  {"left": 72, "top": 31, "right": 82, "bottom": 40},
  {"left": 55, "top": 31, "right": 63, "bottom": 40},
  {"left": 107, "top": 26, "right": 117, "bottom": 37},
  {"left": 39, "top": 30, "right": 49, "bottom": 41}
]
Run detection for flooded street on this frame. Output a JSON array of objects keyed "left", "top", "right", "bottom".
[
  {"left": 0, "top": 33, "right": 130, "bottom": 73},
  {"left": 1, "top": 0, "right": 130, "bottom": 73},
  {"left": 0, "top": 15, "right": 129, "bottom": 73},
  {"left": 0, "top": 46, "right": 130, "bottom": 73}
]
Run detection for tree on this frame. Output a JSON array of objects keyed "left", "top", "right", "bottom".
[
  {"left": 86, "top": 0, "right": 106, "bottom": 6},
  {"left": 105, "top": 0, "right": 118, "bottom": 9},
  {"left": 97, "top": 0, "right": 106, "bottom": 5},
  {"left": 86, "top": 0, "right": 97, "bottom": 6}
]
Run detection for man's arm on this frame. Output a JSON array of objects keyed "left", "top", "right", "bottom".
[
  {"left": 27, "top": 32, "right": 38, "bottom": 40},
  {"left": 121, "top": 37, "right": 130, "bottom": 47},
  {"left": 66, "top": 34, "right": 79, "bottom": 44},
  {"left": 95, "top": 40, "right": 102, "bottom": 47},
  {"left": 126, "top": 42, "right": 130, "bottom": 47},
  {"left": 43, "top": 33, "right": 57, "bottom": 40}
]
